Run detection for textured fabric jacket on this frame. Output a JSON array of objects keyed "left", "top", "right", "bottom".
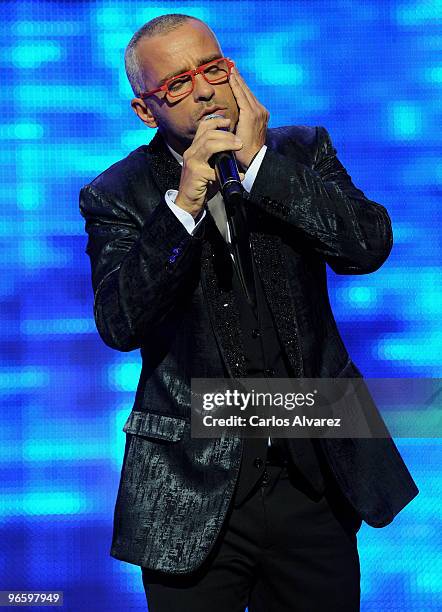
[{"left": 79, "top": 125, "right": 419, "bottom": 574}]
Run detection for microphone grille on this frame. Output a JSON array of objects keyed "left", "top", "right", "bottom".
[{"left": 203, "top": 113, "right": 225, "bottom": 121}]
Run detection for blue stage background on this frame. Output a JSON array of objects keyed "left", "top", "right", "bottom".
[{"left": 1, "top": 1, "right": 441, "bottom": 610}]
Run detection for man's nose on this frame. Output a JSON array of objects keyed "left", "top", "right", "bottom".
[{"left": 192, "top": 72, "right": 215, "bottom": 101}]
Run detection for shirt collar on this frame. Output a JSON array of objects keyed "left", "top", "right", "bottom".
[{"left": 165, "top": 142, "right": 184, "bottom": 166}]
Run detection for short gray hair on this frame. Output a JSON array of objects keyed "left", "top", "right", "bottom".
[{"left": 124, "top": 14, "right": 206, "bottom": 97}]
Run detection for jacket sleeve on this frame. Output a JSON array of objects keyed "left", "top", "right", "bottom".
[
  {"left": 247, "top": 126, "right": 393, "bottom": 274},
  {"left": 79, "top": 184, "right": 204, "bottom": 352}
]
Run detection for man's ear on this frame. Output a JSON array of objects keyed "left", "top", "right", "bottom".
[{"left": 130, "top": 98, "right": 158, "bottom": 129}]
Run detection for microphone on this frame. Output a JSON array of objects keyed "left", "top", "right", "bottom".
[{"left": 203, "top": 113, "right": 244, "bottom": 209}]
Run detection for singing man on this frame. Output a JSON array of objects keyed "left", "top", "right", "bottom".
[{"left": 79, "top": 14, "right": 418, "bottom": 611}]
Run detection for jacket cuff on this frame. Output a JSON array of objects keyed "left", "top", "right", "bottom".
[{"left": 139, "top": 200, "right": 206, "bottom": 268}]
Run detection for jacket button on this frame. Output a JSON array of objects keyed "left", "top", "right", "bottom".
[
  {"left": 253, "top": 457, "right": 264, "bottom": 469},
  {"left": 251, "top": 328, "right": 260, "bottom": 338},
  {"left": 263, "top": 368, "right": 276, "bottom": 377}
]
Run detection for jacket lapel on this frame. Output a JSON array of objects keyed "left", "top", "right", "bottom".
[
  {"left": 147, "top": 132, "right": 181, "bottom": 193},
  {"left": 199, "top": 217, "right": 249, "bottom": 378},
  {"left": 250, "top": 232, "right": 304, "bottom": 377}
]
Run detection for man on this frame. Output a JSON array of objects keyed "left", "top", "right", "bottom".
[{"left": 79, "top": 14, "right": 418, "bottom": 611}]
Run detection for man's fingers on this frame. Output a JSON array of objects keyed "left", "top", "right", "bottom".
[
  {"left": 184, "top": 131, "right": 238, "bottom": 154},
  {"left": 192, "top": 117, "right": 232, "bottom": 148},
  {"left": 230, "top": 66, "right": 256, "bottom": 108},
  {"left": 229, "top": 69, "right": 253, "bottom": 110},
  {"left": 196, "top": 116, "right": 231, "bottom": 137},
  {"left": 191, "top": 116, "right": 230, "bottom": 144},
  {"left": 190, "top": 131, "right": 243, "bottom": 164}
]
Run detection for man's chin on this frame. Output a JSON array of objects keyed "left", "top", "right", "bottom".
[{"left": 160, "top": 129, "right": 193, "bottom": 153}]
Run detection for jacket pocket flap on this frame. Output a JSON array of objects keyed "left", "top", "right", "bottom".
[{"left": 122, "top": 411, "right": 187, "bottom": 441}]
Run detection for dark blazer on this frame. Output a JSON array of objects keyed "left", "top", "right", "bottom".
[{"left": 79, "top": 125, "right": 419, "bottom": 575}]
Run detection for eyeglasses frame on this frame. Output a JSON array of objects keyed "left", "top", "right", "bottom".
[{"left": 139, "top": 57, "right": 235, "bottom": 100}]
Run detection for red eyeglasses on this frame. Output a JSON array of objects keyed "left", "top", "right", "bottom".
[{"left": 139, "top": 57, "right": 234, "bottom": 100}]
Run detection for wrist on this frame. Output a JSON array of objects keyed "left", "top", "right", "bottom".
[
  {"left": 175, "top": 192, "right": 202, "bottom": 219},
  {"left": 245, "top": 148, "right": 262, "bottom": 169},
  {"left": 239, "top": 147, "right": 262, "bottom": 171}
]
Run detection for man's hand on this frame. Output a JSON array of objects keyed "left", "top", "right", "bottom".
[
  {"left": 175, "top": 116, "right": 245, "bottom": 218},
  {"left": 229, "top": 64, "right": 269, "bottom": 170}
]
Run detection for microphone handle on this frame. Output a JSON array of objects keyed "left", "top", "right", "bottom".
[{"left": 212, "top": 149, "right": 244, "bottom": 211}]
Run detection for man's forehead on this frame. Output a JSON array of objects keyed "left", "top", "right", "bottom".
[{"left": 137, "top": 21, "right": 222, "bottom": 83}]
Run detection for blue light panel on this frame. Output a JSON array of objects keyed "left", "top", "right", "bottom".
[{"left": 1, "top": 1, "right": 440, "bottom": 610}]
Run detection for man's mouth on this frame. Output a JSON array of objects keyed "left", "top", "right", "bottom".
[{"left": 199, "top": 106, "right": 227, "bottom": 120}]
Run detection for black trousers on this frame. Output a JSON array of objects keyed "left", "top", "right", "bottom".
[{"left": 141, "top": 449, "right": 362, "bottom": 612}]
